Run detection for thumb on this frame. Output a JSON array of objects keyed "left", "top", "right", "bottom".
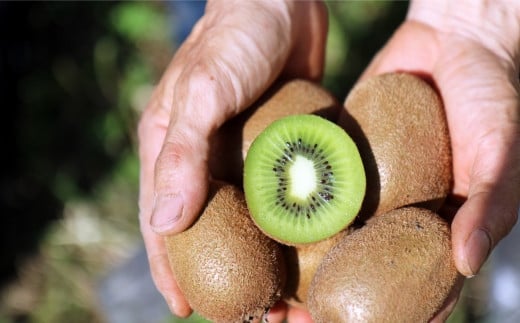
[
  {"left": 149, "top": 69, "right": 236, "bottom": 235},
  {"left": 436, "top": 46, "right": 520, "bottom": 277},
  {"left": 451, "top": 132, "right": 520, "bottom": 277},
  {"left": 150, "top": 129, "right": 210, "bottom": 235}
]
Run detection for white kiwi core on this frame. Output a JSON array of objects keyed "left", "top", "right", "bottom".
[{"left": 289, "top": 155, "right": 317, "bottom": 200}]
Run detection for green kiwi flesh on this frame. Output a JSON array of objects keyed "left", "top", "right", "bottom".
[
  {"left": 339, "top": 73, "right": 452, "bottom": 220},
  {"left": 307, "top": 207, "right": 459, "bottom": 323},
  {"left": 243, "top": 114, "right": 366, "bottom": 245},
  {"left": 165, "top": 182, "right": 285, "bottom": 323}
]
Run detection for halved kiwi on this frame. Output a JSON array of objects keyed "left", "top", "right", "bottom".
[{"left": 243, "top": 114, "right": 366, "bottom": 245}]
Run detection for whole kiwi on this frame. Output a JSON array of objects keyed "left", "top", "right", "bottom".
[
  {"left": 338, "top": 73, "right": 452, "bottom": 220},
  {"left": 307, "top": 207, "right": 459, "bottom": 323},
  {"left": 165, "top": 182, "right": 286, "bottom": 323},
  {"left": 283, "top": 229, "right": 351, "bottom": 309},
  {"left": 209, "top": 79, "right": 340, "bottom": 185}
]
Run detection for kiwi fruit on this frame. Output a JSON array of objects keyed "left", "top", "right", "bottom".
[
  {"left": 307, "top": 207, "right": 459, "bottom": 323},
  {"left": 209, "top": 79, "right": 341, "bottom": 185},
  {"left": 283, "top": 228, "right": 351, "bottom": 309},
  {"left": 338, "top": 73, "right": 452, "bottom": 220},
  {"left": 243, "top": 114, "right": 366, "bottom": 245},
  {"left": 165, "top": 182, "right": 286, "bottom": 323}
]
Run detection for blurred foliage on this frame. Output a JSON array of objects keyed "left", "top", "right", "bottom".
[
  {"left": 0, "top": 1, "right": 491, "bottom": 323},
  {"left": 0, "top": 1, "right": 171, "bottom": 322}
]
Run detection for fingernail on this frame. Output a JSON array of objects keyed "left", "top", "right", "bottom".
[
  {"left": 150, "top": 193, "right": 184, "bottom": 232},
  {"left": 464, "top": 229, "right": 492, "bottom": 277}
]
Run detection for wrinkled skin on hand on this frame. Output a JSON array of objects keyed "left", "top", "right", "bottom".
[{"left": 138, "top": 0, "right": 520, "bottom": 321}]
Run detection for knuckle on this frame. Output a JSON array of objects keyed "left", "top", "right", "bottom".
[{"left": 154, "top": 141, "right": 186, "bottom": 189}]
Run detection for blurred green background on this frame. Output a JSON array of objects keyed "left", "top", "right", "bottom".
[{"left": 0, "top": 1, "right": 502, "bottom": 323}]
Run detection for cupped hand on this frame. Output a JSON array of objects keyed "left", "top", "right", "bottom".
[
  {"left": 355, "top": 1, "right": 520, "bottom": 321},
  {"left": 137, "top": 0, "right": 327, "bottom": 318}
]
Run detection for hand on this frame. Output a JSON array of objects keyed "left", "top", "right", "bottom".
[
  {"left": 356, "top": 0, "right": 520, "bottom": 320},
  {"left": 137, "top": 0, "right": 327, "bottom": 318}
]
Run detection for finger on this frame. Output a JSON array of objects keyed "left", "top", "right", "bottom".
[
  {"left": 449, "top": 92, "right": 520, "bottom": 276},
  {"left": 266, "top": 301, "right": 288, "bottom": 323},
  {"left": 282, "top": 0, "right": 328, "bottom": 81},
  {"left": 451, "top": 148, "right": 520, "bottom": 276},
  {"left": 150, "top": 111, "right": 211, "bottom": 235},
  {"left": 148, "top": 54, "right": 263, "bottom": 236},
  {"left": 436, "top": 47, "right": 520, "bottom": 277},
  {"left": 287, "top": 305, "right": 314, "bottom": 323},
  {"left": 138, "top": 103, "right": 192, "bottom": 316},
  {"left": 143, "top": 225, "right": 193, "bottom": 317},
  {"left": 429, "top": 274, "right": 465, "bottom": 323}
]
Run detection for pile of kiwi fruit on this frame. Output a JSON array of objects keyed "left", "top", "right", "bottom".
[{"left": 165, "top": 74, "right": 460, "bottom": 322}]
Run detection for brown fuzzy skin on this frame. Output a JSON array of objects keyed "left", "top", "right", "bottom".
[
  {"left": 283, "top": 229, "right": 351, "bottom": 309},
  {"left": 209, "top": 79, "right": 340, "bottom": 185},
  {"left": 165, "top": 183, "right": 286, "bottom": 323},
  {"left": 241, "top": 79, "right": 340, "bottom": 155},
  {"left": 307, "top": 207, "right": 459, "bottom": 323},
  {"left": 338, "top": 73, "right": 452, "bottom": 221}
]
